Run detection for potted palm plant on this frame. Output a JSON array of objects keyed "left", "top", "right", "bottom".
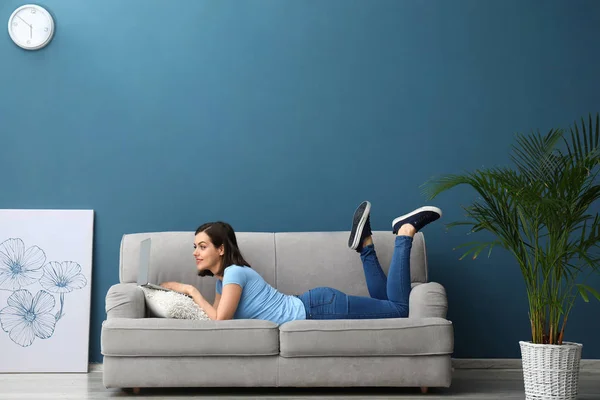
[{"left": 422, "top": 114, "right": 600, "bottom": 400}]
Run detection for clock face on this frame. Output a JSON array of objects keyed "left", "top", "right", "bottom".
[{"left": 8, "top": 5, "right": 55, "bottom": 50}]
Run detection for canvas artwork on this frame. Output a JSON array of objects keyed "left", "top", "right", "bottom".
[{"left": 0, "top": 210, "right": 94, "bottom": 373}]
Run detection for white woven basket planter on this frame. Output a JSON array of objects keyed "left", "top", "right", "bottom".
[{"left": 519, "top": 341, "right": 583, "bottom": 400}]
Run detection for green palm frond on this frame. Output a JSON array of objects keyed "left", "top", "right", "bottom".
[
  {"left": 510, "top": 128, "right": 564, "bottom": 186},
  {"left": 566, "top": 113, "right": 600, "bottom": 166}
]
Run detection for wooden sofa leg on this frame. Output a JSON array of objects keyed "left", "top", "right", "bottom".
[
  {"left": 132, "top": 387, "right": 141, "bottom": 395},
  {"left": 420, "top": 386, "right": 428, "bottom": 394}
]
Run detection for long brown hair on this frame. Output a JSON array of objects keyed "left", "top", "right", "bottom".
[{"left": 195, "top": 221, "right": 252, "bottom": 277}]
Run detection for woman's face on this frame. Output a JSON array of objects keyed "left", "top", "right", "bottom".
[{"left": 193, "top": 231, "right": 224, "bottom": 275}]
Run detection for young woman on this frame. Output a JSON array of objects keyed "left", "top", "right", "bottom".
[{"left": 160, "top": 202, "right": 442, "bottom": 322}]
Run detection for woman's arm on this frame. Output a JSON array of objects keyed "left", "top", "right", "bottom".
[
  {"left": 213, "top": 292, "right": 221, "bottom": 310},
  {"left": 186, "top": 287, "right": 218, "bottom": 320},
  {"left": 214, "top": 284, "right": 242, "bottom": 320},
  {"left": 186, "top": 285, "right": 241, "bottom": 320}
]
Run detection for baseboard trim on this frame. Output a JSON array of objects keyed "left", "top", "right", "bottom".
[
  {"left": 89, "top": 363, "right": 103, "bottom": 372},
  {"left": 452, "top": 358, "right": 600, "bottom": 371},
  {"left": 89, "top": 359, "right": 600, "bottom": 373}
]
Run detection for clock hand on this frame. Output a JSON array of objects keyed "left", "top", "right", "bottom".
[{"left": 16, "top": 15, "right": 31, "bottom": 27}]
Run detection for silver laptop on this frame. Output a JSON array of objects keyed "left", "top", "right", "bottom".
[{"left": 137, "top": 238, "right": 182, "bottom": 294}]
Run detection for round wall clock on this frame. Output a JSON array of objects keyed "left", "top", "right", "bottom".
[{"left": 8, "top": 4, "right": 55, "bottom": 50}]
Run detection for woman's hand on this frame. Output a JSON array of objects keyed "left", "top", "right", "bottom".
[{"left": 160, "top": 281, "right": 197, "bottom": 297}]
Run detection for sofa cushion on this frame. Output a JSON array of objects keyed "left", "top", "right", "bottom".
[
  {"left": 101, "top": 318, "right": 279, "bottom": 357},
  {"left": 278, "top": 317, "right": 453, "bottom": 357},
  {"left": 140, "top": 287, "right": 210, "bottom": 320}
]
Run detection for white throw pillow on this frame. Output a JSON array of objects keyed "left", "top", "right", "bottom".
[{"left": 140, "top": 287, "right": 210, "bottom": 320}]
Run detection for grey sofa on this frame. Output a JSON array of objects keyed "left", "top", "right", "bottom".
[{"left": 101, "top": 231, "right": 453, "bottom": 391}]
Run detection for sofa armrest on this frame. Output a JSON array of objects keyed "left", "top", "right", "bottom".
[
  {"left": 409, "top": 282, "right": 448, "bottom": 319},
  {"left": 105, "top": 283, "right": 145, "bottom": 319}
]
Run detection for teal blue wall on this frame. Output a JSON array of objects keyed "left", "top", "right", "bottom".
[{"left": 1, "top": 0, "right": 599, "bottom": 363}]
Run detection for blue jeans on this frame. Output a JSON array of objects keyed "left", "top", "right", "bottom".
[{"left": 298, "top": 236, "right": 412, "bottom": 319}]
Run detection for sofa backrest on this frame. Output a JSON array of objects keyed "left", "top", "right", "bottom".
[
  {"left": 119, "top": 231, "right": 428, "bottom": 303},
  {"left": 274, "top": 231, "right": 428, "bottom": 297}
]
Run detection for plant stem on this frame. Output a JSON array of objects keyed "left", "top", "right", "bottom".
[
  {"left": 558, "top": 314, "right": 568, "bottom": 344},
  {"left": 55, "top": 293, "right": 65, "bottom": 322}
]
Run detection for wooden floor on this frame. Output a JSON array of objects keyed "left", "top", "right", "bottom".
[{"left": 0, "top": 369, "right": 599, "bottom": 399}]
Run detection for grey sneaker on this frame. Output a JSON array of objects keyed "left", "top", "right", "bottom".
[
  {"left": 348, "top": 201, "right": 372, "bottom": 251},
  {"left": 392, "top": 206, "right": 442, "bottom": 234}
]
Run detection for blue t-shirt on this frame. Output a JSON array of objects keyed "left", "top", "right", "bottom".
[{"left": 216, "top": 265, "right": 306, "bottom": 325}]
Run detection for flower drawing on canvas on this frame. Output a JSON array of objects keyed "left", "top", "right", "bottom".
[
  {"left": 40, "top": 261, "right": 87, "bottom": 293},
  {"left": 0, "top": 289, "right": 56, "bottom": 347},
  {"left": 0, "top": 239, "right": 46, "bottom": 291},
  {"left": 0, "top": 238, "right": 88, "bottom": 347},
  {"left": 40, "top": 261, "right": 87, "bottom": 321}
]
